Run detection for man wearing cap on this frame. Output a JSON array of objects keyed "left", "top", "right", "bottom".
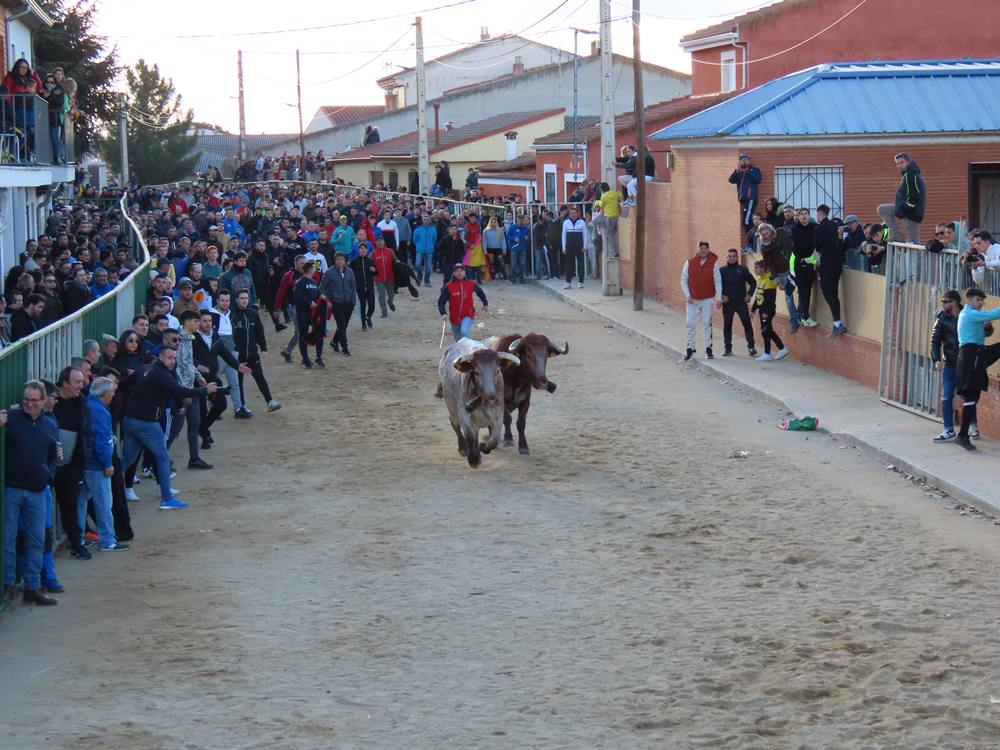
[
  {"left": 173, "top": 277, "right": 201, "bottom": 316},
  {"left": 438, "top": 264, "right": 489, "bottom": 342},
  {"left": 680, "top": 241, "right": 723, "bottom": 360},
  {"left": 219, "top": 251, "right": 257, "bottom": 305},
  {"left": 729, "top": 154, "right": 763, "bottom": 235}
]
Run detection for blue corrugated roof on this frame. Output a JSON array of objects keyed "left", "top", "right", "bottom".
[{"left": 650, "top": 60, "right": 1000, "bottom": 140}]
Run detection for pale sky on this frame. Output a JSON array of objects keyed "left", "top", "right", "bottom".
[{"left": 92, "top": 0, "right": 768, "bottom": 134}]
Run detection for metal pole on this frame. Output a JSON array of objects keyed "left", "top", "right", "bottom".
[
  {"left": 599, "top": 0, "right": 615, "bottom": 187},
  {"left": 118, "top": 92, "right": 129, "bottom": 186},
  {"left": 632, "top": 0, "right": 646, "bottom": 311},
  {"left": 572, "top": 28, "right": 579, "bottom": 191},
  {"left": 237, "top": 50, "right": 247, "bottom": 160},
  {"left": 295, "top": 49, "right": 305, "bottom": 173},
  {"left": 415, "top": 16, "right": 430, "bottom": 194}
]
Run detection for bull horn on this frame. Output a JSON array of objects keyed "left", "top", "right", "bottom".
[
  {"left": 497, "top": 352, "right": 521, "bottom": 366},
  {"left": 508, "top": 338, "right": 523, "bottom": 353},
  {"left": 455, "top": 352, "right": 476, "bottom": 365},
  {"left": 549, "top": 340, "right": 568, "bottom": 355}
]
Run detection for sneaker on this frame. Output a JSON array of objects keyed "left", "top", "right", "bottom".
[
  {"left": 749, "top": 349, "right": 758, "bottom": 357},
  {"left": 234, "top": 408, "right": 253, "bottom": 419},
  {"left": 159, "top": 498, "right": 190, "bottom": 510},
  {"left": 70, "top": 546, "right": 91, "bottom": 560},
  {"left": 99, "top": 543, "right": 130, "bottom": 551},
  {"left": 705, "top": 347, "right": 714, "bottom": 360},
  {"left": 774, "top": 348, "right": 790, "bottom": 360},
  {"left": 331, "top": 342, "right": 340, "bottom": 352},
  {"left": 40, "top": 577, "right": 65, "bottom": 593},
  {"left": 303, "top": 359, "right": 313, "bottom": 369},
  {"left": 956, "top": 435, "right": 977, "bottom": 451},
  {"left": 84, "top": 530, "right": 99, "bottom": 542},
  {"left": 201, "top": 437, "right": 212, "bottom": 450},
  {"left": 342, "top": 349, "right": 351, "bottom": 357},
  {"left": 969, "top": 424, "right": 980, "bottom": 440},
  {"left": 124, "top": 487, "right": 140, "bottom": 501},
  {"left": 315, "top": 357, "right": 326, "bottom": 368},
  {"left": 188, "top": 458, "right": 213, "bottom": 469},
  {"left": 827, "top": 325, "right": 847, "bottom": 339},
  {"left": 684, "top": 348, "right": 695, "bottom": 361},
  {"left": 267, "top": 400, "right": 282, "bottom": 412},
  {"left": 563, "top": 282, "right": 571, "bottom": 289},
  {"left": 577, "top": 282, "right": 584, "bottom": 289},
  {"left": 933, "top": 430, "right": 956, "bottom": 442},
  {"left": 82, "top": 539, "right": 96, "bottom": 548},
  {"left": 755, "top": 352, "right": 773, "bottom": 362},
  {"left": 388, "top": 302, "right": 396, "bottom": 311},
  {"left": 159, "top": 486, "right": 179, "bottom": 496},
  {"left": 140, "top": 467, "right": 154, "bottom": 479},
  {"left": 366, "top": 317, "right": 373, "bottom": 327},
  {"left": 275, "top": 322, "right": 288, "bottom": 333},
  {"left": 281, "top": 350, "right": 292, "bottom": 363},
  {"left": 802, "top": 318, "right": 818, "bottom": 328},
  {"left": 722, "top": 349, "right": 733, "bottom": 357}
]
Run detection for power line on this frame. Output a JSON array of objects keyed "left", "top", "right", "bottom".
[
  {"left": 112, "top": 0, "right": 483, "bottom": 40},
  {"left": 608, "top": 0, "right": 778, "bottom": 22}
]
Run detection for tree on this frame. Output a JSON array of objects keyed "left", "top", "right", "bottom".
[
  {"left": 101, "top": 59, "right": 199, "bottom": 184},
  {"left": 34, "top": 0, "right": 119, "bottom": 158}
]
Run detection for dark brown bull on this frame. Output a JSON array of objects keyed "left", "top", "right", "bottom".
[{"left": 490, "top": 333, "right": 568, "bottom": 455}]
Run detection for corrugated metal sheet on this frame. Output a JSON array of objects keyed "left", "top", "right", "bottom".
[{"left": 650, "top": 60, "right": 1000, "bottom": 140}]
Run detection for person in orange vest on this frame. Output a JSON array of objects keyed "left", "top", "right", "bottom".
[
  {"left": 437, "top": 264, "right": 488, "bottom": 342},
  {"left": 680, "top": 240, "right": 722, "bottom": 360}
]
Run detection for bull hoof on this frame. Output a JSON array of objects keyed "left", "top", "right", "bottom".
[
  {"left": 519, "top": 446, "right": 530, "bottom": 455},
  {"left": 503, "top": 437, "right": 514, "bottom": 448},
  {"left": 467, "top": 454, "right": 482, "bottom": 468},
  {"left": 458, "top": 445, "right": 469, "bottom": 457},
  {"left": 480, "top": 442, "right": 493, "bottom": 455}
]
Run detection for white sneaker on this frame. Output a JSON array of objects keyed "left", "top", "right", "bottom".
[
  {"left": 563, "top": 282, "right": 571, "bottom": 289},
  {"left": 969, "top": 424, "right": 980, "bottom": 439},
  {"left": 160, "top": 486, "right": 179, "bottom": 496},
  {"left": 577, "top": 282, "right": 584, "bottom": 289},
  {"left": 140, "top": 467, "right": 154, "bottom": 479},
  {"left": 755, "top": 353, "right": 773, "bottom": 362},
  {"left": 124, "top": 488, "right": 140, "bottom": 502},
  {"left": 774, "top": 348, "right": 790, "bottom": 360}
]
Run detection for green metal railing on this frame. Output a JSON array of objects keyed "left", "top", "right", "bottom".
[{"left": 0, "top": 195, "right": 150, "bottom": 608}]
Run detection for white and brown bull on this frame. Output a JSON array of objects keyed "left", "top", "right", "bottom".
[
  {"left": 436, "top": 337, "right": 520, "bottom": 468},
  {"left": 490, "top": 333, "right": 568, "bottom": 455}
]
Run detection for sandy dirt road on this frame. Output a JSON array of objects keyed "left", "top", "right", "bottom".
[{"left": 3, "top": 282, "right": 1000, "bottom": 749}]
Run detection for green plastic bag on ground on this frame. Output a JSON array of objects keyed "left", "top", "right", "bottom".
[{"left": 778, "top": 416, "right": 819, "bottom": 431}]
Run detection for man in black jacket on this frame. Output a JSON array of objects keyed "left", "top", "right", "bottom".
[
  {"left": 791, "top": 208, "right": 818, "bottom": 327},
  {"left": 435, "top": 226, "right": 465, "bottom": 286},
  {"left": 11, "top": 293, "right": 45, "bottom": 341},
  {"left": 815, "top": 204, "right": 846, "bottom": 338},
  {"left": 877, "top": 153, "right": 926, "bottom": 243},
  {"left": 719, "top": 248, "right": 757, "bottom": 357},
  {"left": 349, "top": 242, "right": 377, "bottom": 330},
  {"left": 930, "top": 290, "right": 961, "bottom": 442},
  {"left": 193, "top": 310, "right": 249, "bottom": 448},
  {"left": 232, "top": 290, "right": 280, "bottom": 412},
  {"left": 121, "top": 346, "right": 216, "bottom": 509},
  {"left": 52, "top": 366, "right": 93, "bottom": 560}
]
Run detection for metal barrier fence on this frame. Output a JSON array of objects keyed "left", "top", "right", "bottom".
[
  {"left": 0, "top": 194, "right": 149, "bottom": 608},
  {"left": 878, "top": 242, "right": 981, "bottom": 420}
]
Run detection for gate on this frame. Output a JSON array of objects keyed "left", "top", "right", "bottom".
[{"left": 879, "top": 242, "right": 969, "bottom": 419}]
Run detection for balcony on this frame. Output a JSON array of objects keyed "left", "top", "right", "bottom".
[{"left": 0, "top": 92, "right": 76, "bottom": 168}]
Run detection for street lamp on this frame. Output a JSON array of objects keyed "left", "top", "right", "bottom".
[{"left": 572, "top": 27, "right": 599, "bottom": 196}]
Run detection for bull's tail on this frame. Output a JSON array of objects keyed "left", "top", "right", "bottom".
[{"left": 434, "top": 381, "right": 444, "bottom": 399}]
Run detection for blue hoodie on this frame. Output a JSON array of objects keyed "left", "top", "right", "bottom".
[
  {"left": 506, "top": 223, "right": 529, "bottom": 251},
  {"left": 85, "top": 393, "right": 114, "bottom": 472},
  {"left": 957, "top": 304, "right": 1000, "bottom": 346},
  {"left": 413, "top": 224, "right": 438, "bottom": 255}
]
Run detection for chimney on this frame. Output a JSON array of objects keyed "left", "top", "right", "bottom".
[
  {"left": 512, "top": 55, "right": 524, "bottom": 75},
  {"left": 480, "top": 26, "right": 489, "bottom": 41},
  {"left": 384, "top": 91, "right": 398, "bottom": 112},
  {"left": 591, "top": 40, "right": 599, "bottom": 55},
  {"left": 504, "top": 131, "right": 518, "bottom": 161},
  {"left": 433, "top": 103, "right": 440, "bottom": 146}
]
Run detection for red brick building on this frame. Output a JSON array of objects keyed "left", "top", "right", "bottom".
[{"left": 681, "top": 0, "right": 1000, "bottom": 97}]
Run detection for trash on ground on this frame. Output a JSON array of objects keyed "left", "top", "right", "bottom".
[
  {"left": 729, "top": 450, "right": 750, "bottom": 459},
  {"left": 778, "top": 416, "right": 819, "bottom": 431}
]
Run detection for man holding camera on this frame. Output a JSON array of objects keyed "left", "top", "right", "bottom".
[{"left": 729, "top": 154, "right": 762, "bottom": 235}]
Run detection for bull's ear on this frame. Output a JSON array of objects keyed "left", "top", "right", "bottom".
[
  {"left": 548, "top": 340, "right": 569, "bottom": 357},
  {"left": 453, "top": 360, "right": 476, "bottom": 373}
]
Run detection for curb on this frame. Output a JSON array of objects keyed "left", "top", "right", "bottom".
[{"left": 533, "top": 281, "right": 998, "bottom": 515}]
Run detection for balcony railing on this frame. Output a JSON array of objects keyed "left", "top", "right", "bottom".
[{"left": 0, "top": 92, "right": 75, "bottom": 166}]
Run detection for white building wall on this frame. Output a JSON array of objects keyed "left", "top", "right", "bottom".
[{"left": 8, "top": 18, "right": 34, "bottom": 67}]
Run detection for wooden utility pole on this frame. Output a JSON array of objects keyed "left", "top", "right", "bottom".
[
  {"left": 415, "top": 16, "right": 430, "bottom": 194},
  {"left": 237, "top": 50, "right": 247, "bottom": 160},
  {"left": 118, "top": 92, "right": 129, "bottom": 185},
  {"left": 295, "top": 49, "right": 306, "bottom": 171},
  {"left": 599, "top": 0, "right": 615, "bottom": 187},
  {"left": 632, "top": 0, "right": 646, "bottom": 311}
]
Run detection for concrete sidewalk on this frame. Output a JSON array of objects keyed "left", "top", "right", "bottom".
[{"left": 533, "top": 278, "right": 999, "bottom": 513}]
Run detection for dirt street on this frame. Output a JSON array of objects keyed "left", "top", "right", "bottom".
[{"left": 3, "top": 283, "right": 1000, "bottom": 749}]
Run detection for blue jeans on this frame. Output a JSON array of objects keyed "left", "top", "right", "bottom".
[
  {"left": 430, "top": 185, "right": 443, "bottom": 197},
  {"left": 415, "top": 252, "right": 434, "bottom": 284},
  {"left": 778, "top": 271, "right": 800, "bottom": 326},
  {"left": 451, "top": 317, "right": 474, "bottom": 341},
  {"left": 510, "top": 248, "right": 526, "bottom": 280},
  {"left": 4, "top": 487, "right": 46, "bottom": 588},
  {"left": 941, "top": 364, "right": 956, "bottom": 431},
  {"left": 535, "top": 245, "right": 552, "bottom": 278},
  {"left": 122, "top": 417, "right": 174, "bottom": 503},
  {"left": 80, "top": 470, "right": 116, "bottom": 548}
]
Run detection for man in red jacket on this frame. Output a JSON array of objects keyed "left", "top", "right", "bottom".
[
  {"left": 437, "top": 264, "right": 489, "bottom": 341},
  {"left": 680, "top": 241, "right": 722, "bottom": 360},
  {"left": 371, "top": 236, "right": 396, "bottom": 318}
]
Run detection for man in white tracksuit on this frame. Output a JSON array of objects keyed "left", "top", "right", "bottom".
[{"left": 680, "top": 240, "right": 722, "bottom": 361}]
